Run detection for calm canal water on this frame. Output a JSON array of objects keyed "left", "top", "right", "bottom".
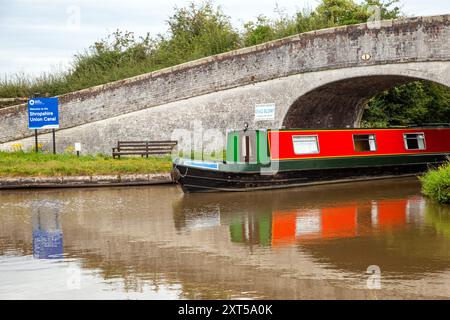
[{"left": 1, "top": 177, "right": 450, "bottom": 299}]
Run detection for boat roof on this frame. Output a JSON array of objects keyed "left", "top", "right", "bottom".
[
  {"left": 227, "top": 124, "right": 450, "bottom": 134},
  {"left": 272, "top": 124, "right": 450, "bottom": 131},
  {"left": 233, "top": 124, "right": 448, "bottom": 131}
]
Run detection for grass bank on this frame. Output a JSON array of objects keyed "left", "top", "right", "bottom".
[
  {"left": 0, "top": 152, "right": 172, "bottom": 177},
  {"left": 420, "top": 161, "right": 450, "bottom": 204}
]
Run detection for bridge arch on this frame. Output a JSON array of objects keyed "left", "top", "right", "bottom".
[{"left": 281, "top": 66, "right": 450, "bottom": 129}]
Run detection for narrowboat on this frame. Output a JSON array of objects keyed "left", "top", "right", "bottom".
[{"left": 171, "top": 124, "right": 450, "bottom": 193}]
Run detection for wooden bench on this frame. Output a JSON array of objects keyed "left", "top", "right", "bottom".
[{"left": 112, "top": 140, "right": 177, "bottom": 159}]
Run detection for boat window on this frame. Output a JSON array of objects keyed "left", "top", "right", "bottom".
[
  {"left": 404, "top": 133, "right": 426, "bottom": 150},
  {"left": 353, "top": 134, "right": 377, "bottom": 152},
  {"left": 292, "top": 135, "right": 319, "bottom": 155}
]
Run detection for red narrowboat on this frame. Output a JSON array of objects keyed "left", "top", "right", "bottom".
[{"left": 172, "top": 124, "right": 450, "bottom": 193}]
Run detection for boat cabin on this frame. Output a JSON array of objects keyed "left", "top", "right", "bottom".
[{"left": 225, "top": 126, "right": 450, "bottom": 164}]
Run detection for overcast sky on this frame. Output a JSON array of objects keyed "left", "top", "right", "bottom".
[{"left": 1, "top": 0, "right": 450, "bottom": 78}]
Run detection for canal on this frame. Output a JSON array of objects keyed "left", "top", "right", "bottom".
[{"left": 1, "top": 177, "right": 450, "bottom": 299}]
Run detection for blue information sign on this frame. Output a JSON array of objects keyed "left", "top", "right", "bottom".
[{"left": 28, "top": 97, "right": 59, "bottom": 129}]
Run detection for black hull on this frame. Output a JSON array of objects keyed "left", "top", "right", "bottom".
[{"left": 172, "top": 162, "right": 438, "bottom": 193}]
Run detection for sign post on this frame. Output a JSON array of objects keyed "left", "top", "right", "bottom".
[
  {"left": 27, "top": 98, "right": 59, "bottom": 153},
  {"left": 52, "top": 129, "right": 56, "bottom": 154},
  {"left": 34, "top": 129, "right": 38, "bottom": 153}
]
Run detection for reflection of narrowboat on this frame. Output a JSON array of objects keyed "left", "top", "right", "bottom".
[
  {"left": 229, "top": 198, "right": 423, "bottom": 246},
  {"left": 172, "top": 125, "right": 450, "bottom": 193}
]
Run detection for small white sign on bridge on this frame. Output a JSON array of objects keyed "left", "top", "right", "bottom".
[{"left": 255, "top": 103, "right": 276, "bottom": 121}]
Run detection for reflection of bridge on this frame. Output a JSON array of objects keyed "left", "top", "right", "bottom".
[
  {"left": 0, "top": 15, "right": 449, "bottom": 154},
  {"left": 1, "top": 180, "right": 450, "bottom": 298}
]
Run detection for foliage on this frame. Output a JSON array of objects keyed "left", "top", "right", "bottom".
[
  {"left": 31, "top": 143, "right": 45, "bottom": 153},
  {"left": 156, "top": 2, "right": 239, "bottom": 63},
  {"left": 362, "top": 81, "right": 450, "bottom": 127},
  {"left": 420, "top": 161, "right": 450, "bottom": 204},
  {"left": 242, "top": 0, "right": 401, "bottom": 46},
  {"left": 0, "top": 1, "right": 239, "bottom": 100},
  {"left": 10, "top": 143, "right": 23, "bottom": 152},
  {"left": 64, "top": 145, "right": 75, "bottom": 154}
]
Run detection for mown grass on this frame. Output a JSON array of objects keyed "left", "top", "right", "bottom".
[
  {"left": 0, "top": 152, "right": 172, "bottom": 177},
  {"left": 420, "top": 160, "right": 450, "bottom": 204}
]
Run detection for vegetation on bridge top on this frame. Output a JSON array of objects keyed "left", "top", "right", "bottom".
[
  {"left": 0, "top": 0, "right": 449, "bottom": 126},
  {"left": 0, "top": 151, "right": 172, "bottom": 177}
]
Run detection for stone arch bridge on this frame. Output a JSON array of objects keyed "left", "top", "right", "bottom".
[{"left": 0, "top": 15, "right": 449, "bottom": 154}]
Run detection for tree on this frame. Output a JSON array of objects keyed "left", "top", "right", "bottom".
[
  {"left": 243, "top": 16, "right": 279, "bottom": 47},
  {"left": 362, "top": 81, "right": 450, "bottom": 127},
  {"left": 155, "top": 1, "right": 239, "bottom": 64},
  {"left": 242, "top": 0, "right": 401, "bottom": 46}
]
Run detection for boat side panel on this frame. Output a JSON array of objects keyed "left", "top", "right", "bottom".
[
  {"left": 174, "top": 162, "right": 432, "bottom": 193},
  {"left": 217, "top": 153, "right": 448, "bottom": 173},
  {"left": 268, "top": 128, "right": 450, "bottom": 161}
]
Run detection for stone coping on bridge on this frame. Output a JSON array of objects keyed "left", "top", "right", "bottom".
[{"left": 0, "top": 172, "right": 174, "bottom": 189}]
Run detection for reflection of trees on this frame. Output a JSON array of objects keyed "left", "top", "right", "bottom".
[
  {"left": 0, "top": 239, "right": 32, "bottom": 257},
  {"left": 299, "top": 200, "right": 450, "bottom": 275},
  {"left": 230, "top": 212, "right": 272, "bottom": 246},
  {"left": 425, "top": 203, "right": 450, "bottom": 238},
  {"left": 68, "top": 244, "right": 260, "bottom": 299},
  {"left": 75, "top": 252, "right": 172, "bottom": 294}
]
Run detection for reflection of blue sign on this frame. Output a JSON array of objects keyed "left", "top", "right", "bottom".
[
  {"left": 32, "top": 200, "right": 64, "bottom": 259},
  {"left": 32, "top": 230, "right": 63, "bottom": 259},
  {"left": 28, "top": 98, "right": 59, "bottom": 129}
]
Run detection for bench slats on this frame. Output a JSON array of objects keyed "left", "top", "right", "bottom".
[
  {"left": 117, "top": 141, "right": 177, "bottom": 144},
  {"left": 112, "top": 140, "right": 177, "bottom": 158},
  {"left": 113, "top": 146, "right": 174, "bottom": 150},
  {"left": 112, "top": 151, "right": 173, "bottom": 155}
]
